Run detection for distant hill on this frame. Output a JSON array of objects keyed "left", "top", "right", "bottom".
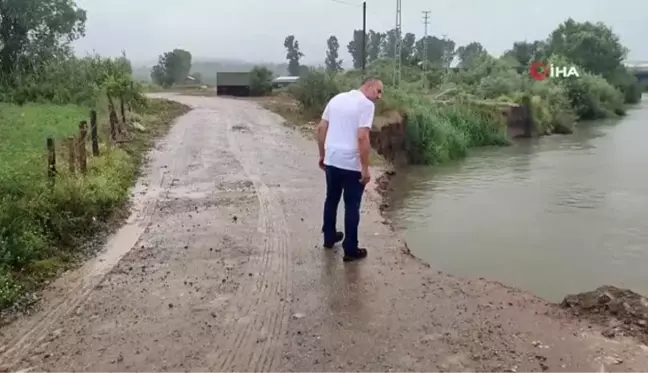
[{"left": 131, "top": 58, "right": 290, "bottom": 84}]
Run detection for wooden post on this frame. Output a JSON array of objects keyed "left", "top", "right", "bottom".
[
  {"left": 120, "top": 97, "right": 126, "bottom": 124},
  {"left": 90, "top": 109, "right": 99, "bottom": 156},
  {"left": 110, "top": 108, "right": 119, "bottom": 139},
  {"left": 128, "top": 82, "right": 134, "bottom": 112},
  {"left": 47, "top": 137, "right": 56, "bottom": 185},
  {"left": 78, "top": 121, "right": 88, "bottom": 174},
  {"left": 67, "top": 136, "right": 76, "bottom": 174},
  {"left": 108, "top": 95, "right": 117, "bottom": 141}
]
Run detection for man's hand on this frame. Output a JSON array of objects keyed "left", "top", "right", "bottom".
[
  {"left": 360, "top": 167, "right": 371, "bottom": 185},
  {"left": 319, "top": 156, "right": 326, "bottom": 171}
]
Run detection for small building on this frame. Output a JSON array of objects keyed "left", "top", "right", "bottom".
[
  {"left": 216, "top": 72, "right": 251, "bottom": 96},
  {"left": 272, "top": 76, "right": 300, "bottom": 88}
]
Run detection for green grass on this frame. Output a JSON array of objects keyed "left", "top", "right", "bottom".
[{"left": 0, "top": 99, "right": 189, "bottom": 310}]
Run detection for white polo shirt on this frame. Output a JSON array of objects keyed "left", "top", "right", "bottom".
[{"left": 322, "top": 90, "right": 375, "bottom": 172}]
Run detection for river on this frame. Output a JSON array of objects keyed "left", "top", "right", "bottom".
[{"left": 387, "top": 98, "right": 648, "bottom": 302}]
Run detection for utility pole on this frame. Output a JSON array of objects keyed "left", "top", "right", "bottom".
[
  {"left": 362, "top": 1, "right": 366, "bottom": 74},
  {"left": 422, "top": 11, "right": 430, "bottom": 70},
  {"left": 393, "top": 0, "right": 402, "bottom": 86}
]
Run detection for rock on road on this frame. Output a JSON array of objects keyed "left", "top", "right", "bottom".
[{"left": 1, "top": 94, "right": 647, "bottom": 372}]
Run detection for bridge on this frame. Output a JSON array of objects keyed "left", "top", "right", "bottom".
[{"left": 625, "top": 61, "right": 648, "bottom": 83}]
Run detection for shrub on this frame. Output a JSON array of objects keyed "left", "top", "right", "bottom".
[
  {"left": 290, "top": 69, "right": 341, "bottom": 118},
  {"left": 561, "top": 74, "right": 625, "bottom": 119},
  {"left": 249, "top": 66, "right": 274, "bottom": 96},
  {"left": 402, "top": 99, "right": 509, "bottom": 164}
]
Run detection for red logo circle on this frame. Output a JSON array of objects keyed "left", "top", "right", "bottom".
[{"left": 529, "top": 61, "right": 549, "bottom": 80}]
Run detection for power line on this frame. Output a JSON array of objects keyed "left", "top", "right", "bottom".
[
  {"left": 422, "top": 10, "right": 431, "bottom": 70},
  {"left": 362, "top": 1, "right": 367, "bottom": 73},
  {"left": 393, "top": 0, "right": 402, "bottom": 86},
  {"left": 328, "top": 0, "right": 380, "bottom": 15},
  {"left": 330, "top": 0, "right": 361, "bottom": 7}
]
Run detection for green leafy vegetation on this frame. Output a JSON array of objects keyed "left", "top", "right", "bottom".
[
  {"left": 0, "top": 0, "right": 189, "bottom": 310},
  {"left": 284, "top": 18, "right": 642, "bottom": 165},
  {"left": 151, "top": 49, "right": 193, "bottom": 87},
  {"left": 250, "top": 66, "right": 274, "bottom": 96}
]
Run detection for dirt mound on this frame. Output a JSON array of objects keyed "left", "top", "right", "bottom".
[
  {"left": 371, "top": 110, "right": 408, "bottom": 166},
  {"left": 561, "top": 285, "right": 648, "bottom": 343}
]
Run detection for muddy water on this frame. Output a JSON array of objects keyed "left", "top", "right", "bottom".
[{"left": 387, "top": 99, "right": 648, "bottom": 302}]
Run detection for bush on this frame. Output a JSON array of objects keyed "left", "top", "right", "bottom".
[
  {"left": 561, "top": 74, "right": 625, "bottom": 119},
  {"left": 606, "top": 66, "right": 643, "bottom": 104},
  {"left": 290, "top": 69, "right": 341, "bottom": 118},
  {"left": 0, "top": 54, "right": 142, "bottom": 108},
  {"left": 400, "top": 99, "right": 509, "bottom": 164},
  {"left": 249, "top": 66, "right": 274, "bottom": 96}
]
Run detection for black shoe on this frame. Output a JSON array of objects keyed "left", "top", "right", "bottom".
[
  {"left": 343, "top": 248, "right": 368, "bottom": 262},
  {"left": 323, "top": 232, "right": 344, "bottom": 249}
]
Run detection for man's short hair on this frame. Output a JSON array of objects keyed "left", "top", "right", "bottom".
[{"left": 361, "top": 76, "right": 381, "bottom": 86}]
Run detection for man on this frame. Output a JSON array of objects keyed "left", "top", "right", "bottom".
[{"left": 315, "top": 77, "right": 383, "bottom": 262}]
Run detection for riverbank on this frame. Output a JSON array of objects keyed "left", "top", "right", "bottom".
[
  {"left": 1, "top": 95, "right": 647, "bottom": 371},
  {"left": 378, "top": 164, "right": 648, "bottom": 346},
  {"left": 264, "top": 89, "right": 648, "bottom": 356}
]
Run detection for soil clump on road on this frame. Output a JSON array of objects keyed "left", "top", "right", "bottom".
[{"left": 562, "top": 285, "right": 648, "bottom": 345}]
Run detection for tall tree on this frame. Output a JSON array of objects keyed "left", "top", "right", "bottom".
[
  {"left": 150, "top": 49, "right": 192, "bottom": 87},
  {"left": 456, "top": 42, "right": 486, "bottom": 67},
  {"left": 325, "top": 35, "right": 343, "bottom": 73},
  {"left": 284, "top": 35, "right": 304, "bottom": 76},
  {"left": 401, "top": 32, "right": 416, "bottom": 63},
  {"left": 367, "top": 30, "right": 385, "bottom": 62},
  {"left": 545, "top": 18, "right": 626, "bottom": 77},
  {"left": 347, "top": 29, "right": 367, "bottom": 69},
  {"left": 501, "top": 41, "right": 544, "bottom": 67},
  {"left": 382, "top": 29, "right": 399, "bottom": 58},
  {"left": 0, "top": 0, "right": 87, "bottom": 75},
  {"left": 414, "top": 36, "right": 456, "bottom": 67}
]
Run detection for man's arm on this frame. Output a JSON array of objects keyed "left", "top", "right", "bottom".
[
  {"left": 316, "top": 103, "right": 331, "bottom": 163},
  {"left": 316, "top": 118, "right": 328, "bottom": 160},
  {"left": 357, "top": 103, "right": 375, "bottom": 171}
]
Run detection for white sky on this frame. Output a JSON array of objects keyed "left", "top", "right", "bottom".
[{"left": 72, "top": 0, "right": 648, "bottom": 66}]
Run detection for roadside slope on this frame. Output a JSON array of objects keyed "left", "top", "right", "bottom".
[{"left": 1, "top": 94, "right": 646, "bottom": 372}]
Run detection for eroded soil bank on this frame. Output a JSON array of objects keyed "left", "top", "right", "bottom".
[
  {"left": 1, "top": 94, "right": 647, "bottom": 372},
  {"left": 562, "top": 286, "right": 648, "bottom": 345}
]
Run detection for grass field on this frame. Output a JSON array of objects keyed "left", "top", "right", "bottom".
[
  {"left": 0, "top": 99, "right": 189, "bottom": 310},
  {"left": 0, "top": 103, "right": 88, "bottom": 177}
]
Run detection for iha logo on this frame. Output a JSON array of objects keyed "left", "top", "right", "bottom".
[{"left": 529, "top": 61, "right": 580, "bottom": 80}]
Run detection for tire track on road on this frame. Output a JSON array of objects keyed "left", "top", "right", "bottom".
[{"left": 209, "top": 105, "right": 292, "bottom": 372}]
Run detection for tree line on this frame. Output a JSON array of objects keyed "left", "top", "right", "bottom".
[
  {"left": 282, "top": 30, "right": 478, "bottom": 75},
  {"left": 282, "top": 19, "right": 640, "bottom": 102}
]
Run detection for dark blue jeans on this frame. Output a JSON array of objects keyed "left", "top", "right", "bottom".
[{"left": 322, "top": 165, "right": 365, "bottom": 254}]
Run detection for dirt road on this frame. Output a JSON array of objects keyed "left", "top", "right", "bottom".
[{"left": 1, "top": 94, "right": 647, "bottom": 372}]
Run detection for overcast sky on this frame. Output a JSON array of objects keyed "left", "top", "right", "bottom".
[{"left": 72, "top": 0, "right": 648, "bottom": 66}]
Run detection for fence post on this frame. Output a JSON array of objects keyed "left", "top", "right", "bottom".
[
  {"left": 109, "top": 108, "right": 119, "bottom": 140},
  {"left": 67, "top": 136, "right": 76, "bottom": 174},
  {"left": 47, "top": 137, "right": 56, "bottom": 186},
  {"left": 120, "top": 96, "right": 126, "bottom": 123},
  {"left": 78, "top": 121, "right": 88, "bottom": 174},
  {"left": 90, "top": 109, "right": 99, "bottom": 156}
]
